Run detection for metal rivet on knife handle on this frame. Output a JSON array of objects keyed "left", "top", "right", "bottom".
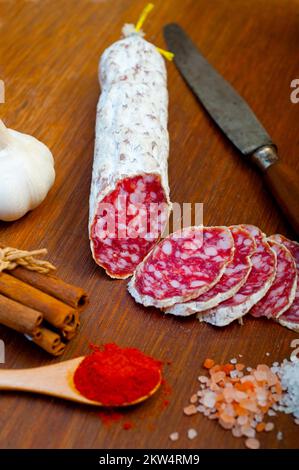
[{"left": 251, "top": 145, "right": 279, "bottom": 171}]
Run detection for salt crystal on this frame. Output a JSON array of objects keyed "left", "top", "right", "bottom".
[
  {"left": 198, "top": 376, "right": 208, "bottom": 383},
  {"left": 268, "top": 409, "right": 276, "bottom": 417},
  {"left": 219, "top": 418, "right": 233, "bottom": 429},
  {"left": 225, "top": 382, "right": 233, "bottom": 388},
  {"left": 230, "top": 358, "right": 237, "bottom": 364},
  {"left": 234, "top": 390, "right": 247, "bottom": 402},
  {"left": 210, "top": 382, "right": 221, "bottom": 392},
  {"left": 257, "top": 364, "right": 270, "bottom": 372},
  {"left": 197, "top": 405, "right": 206, "bottom": 413},
  {"left": 266, "top": 352, "right": 270, "bottom": 357},
  {"left": 245, "top": 438, "right": 260, "bottom": 449},
  {"left": 169, "top": 432, "right": 179, "bottom": 441},
  {"left": 187, "top": 428, "right": 198, "bottom": 440},
  {"left": 277, "top": 359, "right": 299, "bottom": 420},
  {"left": 190, "top": 394, "right": 198, "bottom": 404},
  {"left": 247, "top": 367, "right": 252, "bottom": 372},
  {"left": 241, "top": 374, "right": 254, "bottom": 382},
  {"left": 232, "top": 426, "right": 242, "bottom": 438},
  {"left": 202, "top": 391, "right": 216, "bottom": 408},
  {"left": 254, "top": 370, "right": 267, "bottom": 381},
  {"left": 265, "top": 422, "right": 274, "bottom": 432},
  {"left": 211, "top": 371, "right": 225, "bottom": 383},
  {"left": 224, "top": 404, "right": 235, "bottom": 417},
  {"left": 238, "top": 354, "right": 243, "bottom": 358},
  {"left": 276, "top": 431, "right": 283, "bottom": 441},
  {"left": 230, "top": 370, "right": 239, "bottom": 379},
  {"left": 242, "top": 426, "right": 256, "bottom": 438},
  {"left": 266, "top": 371, "right": 278, "bottom": 387},
  {"left": 223, "top": 387, "right": 235, "bottom": 403},
  {"left": 237, "top": 415, "right": 248, "bottom": 426},
  {"left": 183, "top": 404, "right": 197, "bottom": 416}
]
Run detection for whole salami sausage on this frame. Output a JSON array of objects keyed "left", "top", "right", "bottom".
[
  {"left": 269, "top": 234, "right": 299, "bottom": 332},
  {"left": 128, "top": 226, "right": 234, "bottom": 309},
  {"left": 250, "top": 238, "right": 297, "bottom": 319},
  {"left": 165, "top": 225, "right": 256, "bottom": 316},
  {"left": 89, "top": 30, "right": 171, "bottom": 278},
  {"left": 200, "top": 225, "right": 276, "bottom": 327}
]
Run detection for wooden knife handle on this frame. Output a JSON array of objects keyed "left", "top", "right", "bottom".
[
  {"left": 264, "top": 160, "right": 299, "bottom": 234},
  {"left": 252, "top": 146, "right": 299, "bottom": 234}
]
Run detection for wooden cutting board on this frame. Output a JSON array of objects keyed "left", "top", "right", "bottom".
[{"left": 0, "top": 0, "right": 298, "bottom": 449}]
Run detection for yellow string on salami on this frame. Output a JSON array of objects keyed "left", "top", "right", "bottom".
[
  {"left": 134, "top": 3, "right": 174, "bottom": 61},
  {"left": 156, "top": 47, "right": 174, "bottom": 61},
  {"left": 135, "top": 3, "right": 155, "bottom": 32}
]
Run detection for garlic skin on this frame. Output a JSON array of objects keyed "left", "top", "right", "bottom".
[{"left": 0, "top": 120, "right": 55, "bottom": 222}]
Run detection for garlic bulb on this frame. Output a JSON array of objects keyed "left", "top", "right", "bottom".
[{"left": 0, "top": 120, "right": 55, "bottom": 221}]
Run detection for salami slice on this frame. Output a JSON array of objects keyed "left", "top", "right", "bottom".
[
  {"left": 128, "top": 226, "right": 234, "bottom": 309},
  {"left": 165, "top": 226, "right": 255, "bottom": 316},
  {"left": 199, "top": 225, "right": 276, "bottom": 326},
  {"left": 250, "top": 239, "right": 297, "bottom": 319},
  {"left": 89, "top": 32, "right": 171, "bottom": 278},
  {"left": 269, "top": 234, "right": 299, "bottom": 332}
]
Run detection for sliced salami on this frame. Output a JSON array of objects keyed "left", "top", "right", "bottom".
[
  {"left": 199, "top": 225, "right": 276, "bottom": 326},
  {"left": 250, "top": 238, "right": 297, "bottom": 319},
  {"left": 128, "top": 226, "right": 234, "bottom": 308},
  {"left": 269, "top": 234, "right": 299, "bottom": 332},
  {"left": 165, "top": 226, "right": 255, "bottom": 316},
  {"left": 89, "top": 32, "right": 171, "bottom": 278}
]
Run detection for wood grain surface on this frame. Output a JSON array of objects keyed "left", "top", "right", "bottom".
[{"left": 0, "top": 0, "right": 298, "bottom": 449}]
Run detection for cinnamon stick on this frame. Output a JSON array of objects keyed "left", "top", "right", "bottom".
[
  {"left": 0, "top": 272, "right": 76, "bottom": 328},
  {"left": 29, "top": 327, "right": 66, "bottom": 356},
  {"left": 10, "top": 267, "right": 88, "bottom": 308},
  {"left": 60, "top": 311, "right": 80, "bottom": 341},
  {"left": 0, "top": 294, "right": 43, "bottom": 336}
]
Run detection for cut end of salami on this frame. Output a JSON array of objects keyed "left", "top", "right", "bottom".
[
  {"left": 90, "top": 174, "right": 170, "bottom": 278},
  {"left": 128, "top": 226, "right": 234, "bottom": 308}
]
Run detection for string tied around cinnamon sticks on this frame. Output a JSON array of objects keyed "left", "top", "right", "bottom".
[{"left": 0, "top": 246, "right": 56, "bottom": 274}]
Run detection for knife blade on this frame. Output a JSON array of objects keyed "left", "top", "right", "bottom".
[{"left": 164, "top": 23, "right": 299, "bottom": 234}]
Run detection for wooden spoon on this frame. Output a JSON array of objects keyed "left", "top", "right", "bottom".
[{"left": 0, "top": 357, "right": 162, "bottom": 406}]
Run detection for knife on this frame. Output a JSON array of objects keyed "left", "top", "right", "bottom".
[{"left": 164, "top": 23, "right": 299, "bottom": 234}]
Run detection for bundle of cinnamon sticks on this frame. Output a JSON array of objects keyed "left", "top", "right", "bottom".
[{"left": 0, "top": 247, "right": 88, "bottom": 356}]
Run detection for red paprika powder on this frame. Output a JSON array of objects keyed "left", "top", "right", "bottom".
[{"left": 73, "top": 343, "right": 162, "bottom": 406}]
